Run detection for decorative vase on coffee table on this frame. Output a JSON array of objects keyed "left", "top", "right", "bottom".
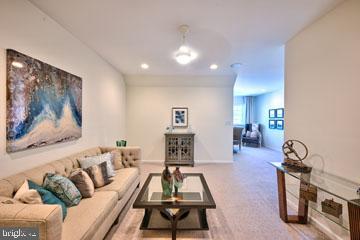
[
  {"left": 161, "top": 166, "right": 173, "bottom": 197},
  {"left": 173, "top": 167, "right": 184, "bottom": 196}
]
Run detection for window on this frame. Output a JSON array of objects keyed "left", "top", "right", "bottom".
[{"left": 233, "top": 96, "right": 245, "bottom": 125}]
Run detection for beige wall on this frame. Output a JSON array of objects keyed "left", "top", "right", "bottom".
[
  {"left": 286, "top": 0, "right": 360, "bottom": 238},
  {"left": 286, "top": 0, "right": 360, "bottom": 183},
  {"left": 0, "top": 0, "right": 126, "bottom": 177},
  {"left": 126, "top": 75, "right": 234, "bottom": 162}
]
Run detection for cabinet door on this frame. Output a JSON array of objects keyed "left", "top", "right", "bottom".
[
  {"left": 166, "top": 136, "right": 179, "bottom": 161},
  {"left": 179, "top": 136, "right": 193, "bottom": 161}
]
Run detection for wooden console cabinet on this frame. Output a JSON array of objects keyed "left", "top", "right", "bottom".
[{"left": 165, "top": 133, "right": 195, "bottom": 166}]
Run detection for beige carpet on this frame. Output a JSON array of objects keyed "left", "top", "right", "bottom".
[{"left": 107, "top": 147, "right": 329, "bottom": 240}]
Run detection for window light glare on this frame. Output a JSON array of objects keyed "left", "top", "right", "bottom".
[{"left": 12, "top": 61, "right": 24, "bottom": 68}]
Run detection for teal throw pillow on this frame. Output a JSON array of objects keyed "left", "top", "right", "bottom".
[
  {"left": 28, "top": 180, "right": 67, "bottom": 220},
  {"left": 43, "top": 173, "right": 82, "bottom": 207}
]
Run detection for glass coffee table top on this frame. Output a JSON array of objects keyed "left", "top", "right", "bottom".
[{"left": 133, "top": 173, "right": 216, "bottom": 208}]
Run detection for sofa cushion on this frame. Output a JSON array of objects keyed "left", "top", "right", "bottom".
[
  {"left": 96, "top": 168, "right": 139, "bottom": 200},
  {"left": 62, "top": 191, "right": 117, "bottom": 240}
]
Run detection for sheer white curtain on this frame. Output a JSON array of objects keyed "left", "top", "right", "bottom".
[{"left": 233, "top": 96, "right": 246, "bottom": 125}]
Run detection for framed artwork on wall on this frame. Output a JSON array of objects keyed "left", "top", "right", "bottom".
[
  {"left": 276, "top": 120, "right": 284, "bottom": 130},
  {"left": 6, "top": 49, "right": 82, "bottom": 153},
  {"left": 269, "top": 120, "right": 276, "bottom": 129},
  {"left": 269, "top": 109, "right": 276, "bottom": 118},
  {"left": 172, "top": 107, "right": 188, "bottom": 127},
  {"left": 276, "top": 108, "right": 284, "bottom": 118}
]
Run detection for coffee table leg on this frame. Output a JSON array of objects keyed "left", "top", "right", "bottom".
[{"left": 161, "top": 208, "right": 190, "bottom": 240}]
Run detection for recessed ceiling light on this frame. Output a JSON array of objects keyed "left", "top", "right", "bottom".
[
  {"left": 141, "top": 63, "right": 149, "bottom": 69},
  {"left": 11, "top": 61, "right": 24, "bottom": 68},
  {"left": 210, "top": 64, "right": 218, "bottom": 70}
]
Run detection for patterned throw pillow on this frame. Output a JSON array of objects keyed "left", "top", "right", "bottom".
[
  {"left": 79, "top": 152, "right": 116, "bottom": 177},
  {"left": 28, "top": 180, "right": 67, "bottom": 220},
  {"left": 43, "top": 173, "right": 82, "bottom": 207},
  {"left": 69, "top": 169, "right": 95, "bottom": 198},
  {"left": 84, "top": 162, "right": 112, "bottom": 188}
]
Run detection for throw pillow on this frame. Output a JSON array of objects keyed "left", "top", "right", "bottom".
[
  {"left": 84, "top": 162, "right": 112, "bottom": 188},
  {"left": 110, "top": 150, "right": 124, "bottom": 170},
  {"left": 43, "top": 173, "right": 82, "bottom": 207},
  {"left": 250, "top": 131, "right": 258, "bottom": 138},
  {"left": 13, "top": 180, "right": 42, "bottom": 204},
  {"left": 13, "top": 180, "right": 29, "bottom": 200},
  {"left": 246, "top": 131, "right": 251, "bottom": 137},
  {"left": 69, "top": 169, "right": 95, "bottom": 198},
  {"left": 28, "top": 180, "right": 67, "bottom": 220},
  {"left": 79, "top": 152, "right": 116, "bottom": 177}
]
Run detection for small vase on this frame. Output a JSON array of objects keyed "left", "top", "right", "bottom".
[
  {"left": 173, "top": 167, "right": 184, "bottom": 196},
  {"left": 161, "top": 166, "right": 173, "bottom": 197}
]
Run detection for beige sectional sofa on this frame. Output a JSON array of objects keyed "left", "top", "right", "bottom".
[{"left": 0, "top": 146, "right": 141, "bottom": 240}]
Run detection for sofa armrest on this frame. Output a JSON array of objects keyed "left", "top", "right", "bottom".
[
  {"left": 100, "top": 146, "right": 141, "bottom": 169},
  {"left": 0, "top": 203, "right": 62, "bottom": 240}
]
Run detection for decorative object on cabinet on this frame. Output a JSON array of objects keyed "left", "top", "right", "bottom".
[
  {"left": 281, "top": 140, "right": 312, "bottom": 173},
  {"left": 165, "top": 133, "right": 195, "bottom": 166},
  {"left": 300, "top": 182, "right": 318, "bottom": 203},
  {"left": 6, "top": 49, "right": 82, "bottom": 152},
  {"left": 276, "top": 108, "right": 284, "bottom": 118},
  {"left": 269, "top": 109, "right": 276, "bottom": 118},
  {"left": 172, "top": 107, "right": 188, "bottom": 127},
  {"left": 321, "top": 199, "right": 343, "bottom": 218},
  {"left": 276, "top": 120, "right": 284, "bottom": 130},
  {"left": 269, "top": 120, "right": 276, "bottom": 129}
]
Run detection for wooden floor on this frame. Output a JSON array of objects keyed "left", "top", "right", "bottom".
[{"left": 107, "top": 147, "right": 329, "bottom": 240}]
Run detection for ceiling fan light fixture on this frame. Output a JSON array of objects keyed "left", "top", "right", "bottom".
[{"left": 174, "top": 25, "right": 197, "bottom": 65}]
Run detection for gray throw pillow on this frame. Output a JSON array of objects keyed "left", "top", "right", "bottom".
[
  {"left": 79, "top": 153, "right": 116, "bottom": 177},
  {"left": 84, "top": 162, "right": 112, "bottom": 188}
]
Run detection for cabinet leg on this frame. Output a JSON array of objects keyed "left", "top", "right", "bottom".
[{"left": 348, "top": 201, "right": 360, "bottom": 240}]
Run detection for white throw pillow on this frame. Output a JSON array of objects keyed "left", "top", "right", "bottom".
[
  {"left": 79, "top": 153, "right": 116, "bottom": 177},
  {"left": 13, "top": 180, "right": 42, "bottom": 204},
  {"left": 13, "top": 180, "right": 29, "bottom": 200},
  {"left": 246, "top": 131, "right": 251, "bottom": 137},
  {"left": 250, "top": 131, "right": 258, "bottom": 138}
]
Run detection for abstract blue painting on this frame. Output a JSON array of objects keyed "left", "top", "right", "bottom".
[{"left": 6, "top": 49, "right": 82, "bottom": 152}]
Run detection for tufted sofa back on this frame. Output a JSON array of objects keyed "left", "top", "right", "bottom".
[{"left": 0, "top": 146, "right": 141, "bottom": 198}]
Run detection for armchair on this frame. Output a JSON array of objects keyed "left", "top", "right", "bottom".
[
  {"left": 233, "top": 127, "right": 243, "bottom": 152},
  {"left": 242, "top": 123, "right": 262, "bottom": 147}
]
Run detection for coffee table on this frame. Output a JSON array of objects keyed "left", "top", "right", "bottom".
[{"left": 133, "top": 173, "right": 216, "bottom": 240}]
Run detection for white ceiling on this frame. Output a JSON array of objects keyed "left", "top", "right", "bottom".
[{"left": 29, "top": 0, "right": 342, "bottom": 95}]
